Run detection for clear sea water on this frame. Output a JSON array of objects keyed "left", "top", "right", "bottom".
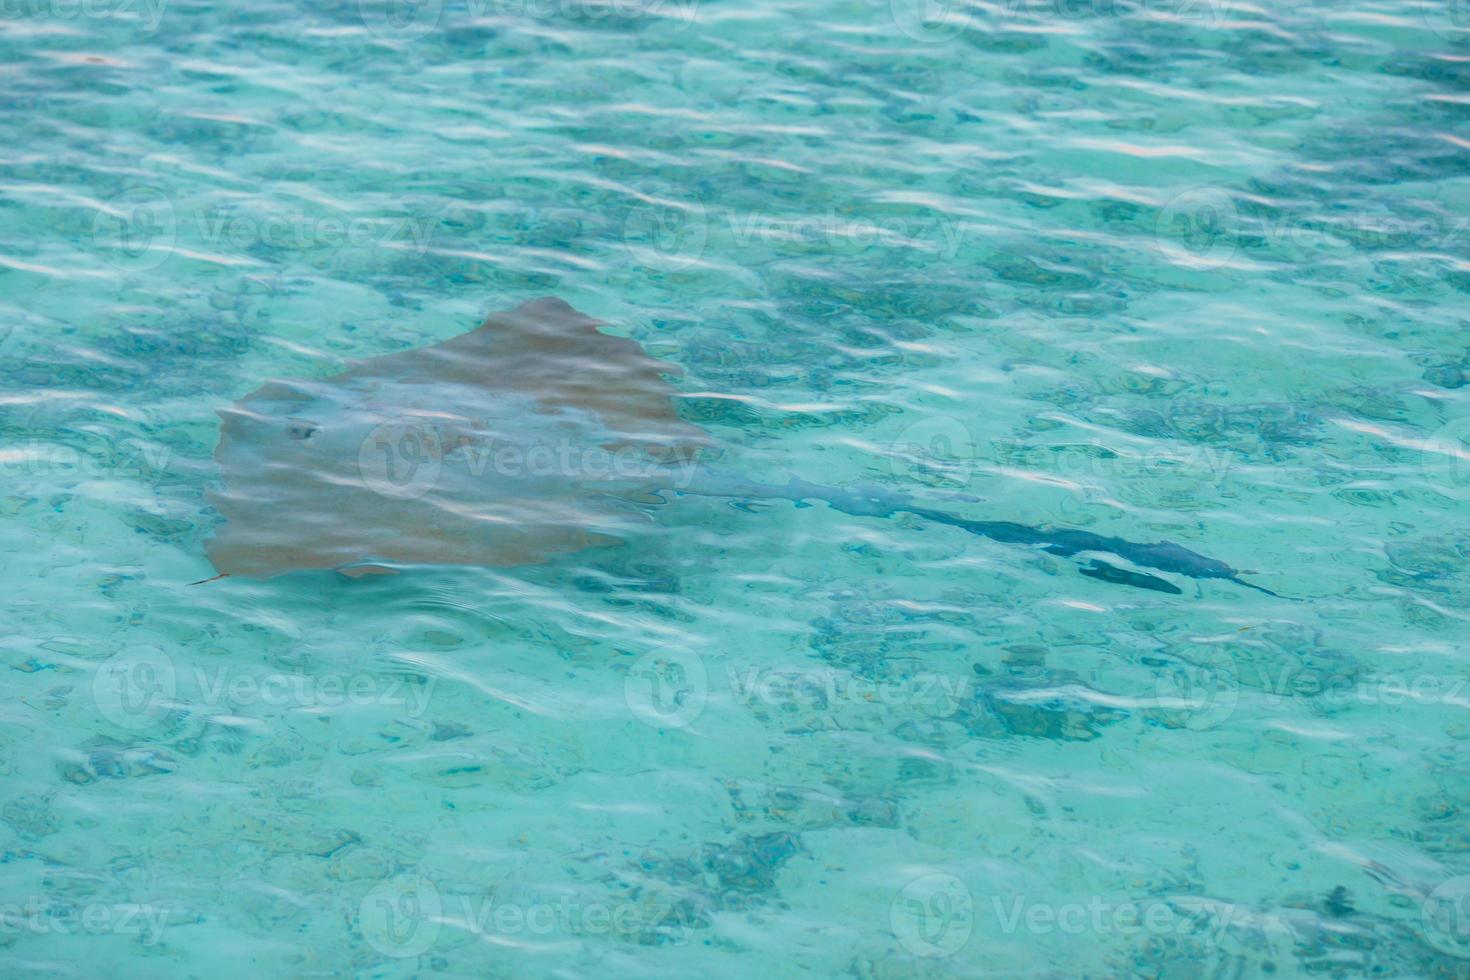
[{"left": 4, "top": 0, "right": 1470, "bottom": 976}]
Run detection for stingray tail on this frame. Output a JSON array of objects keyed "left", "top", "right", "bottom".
[
  {"left": 677, "top": 473, "right": 1295, "bottom": 600},
  {"left": 188, "top": 572, "right": 231, "bottom": 586},
  {"left": 1229, "top": 576, "right": 1294, "bottom": 600},
  {"left": 910, "top": 506, "right": 1296, "bottom": 600}
]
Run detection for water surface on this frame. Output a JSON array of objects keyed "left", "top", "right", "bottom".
[{"left": 3, "top": 0, "right": 1470, "bottom": 975}]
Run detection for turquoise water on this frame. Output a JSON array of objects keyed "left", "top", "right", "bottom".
[{"left": 5, "top": 0, "right": 1470, "bottom": 974}]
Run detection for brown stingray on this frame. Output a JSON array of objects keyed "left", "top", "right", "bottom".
[{"left": 203, "top": 297, "right": 709, "bottom": 579}]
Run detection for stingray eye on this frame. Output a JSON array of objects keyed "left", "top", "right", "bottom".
[{"left": 286, "top": 418, "right": 319, "bottom": 441}]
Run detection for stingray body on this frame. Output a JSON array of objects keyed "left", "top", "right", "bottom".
[
  {"left": 205, "top": 297, "right": 707, "bottom": 578},
  {"left": 204, "top": 297, "right": 1282, "bottom": 598}
]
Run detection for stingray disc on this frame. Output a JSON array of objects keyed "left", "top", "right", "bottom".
[{"left": 204, "top": 297, "right": 709, "bottom": 578}]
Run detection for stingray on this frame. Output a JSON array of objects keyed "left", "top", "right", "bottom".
[{"left": 200, "top": 297, "right": 1285, "bottom": 599}]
